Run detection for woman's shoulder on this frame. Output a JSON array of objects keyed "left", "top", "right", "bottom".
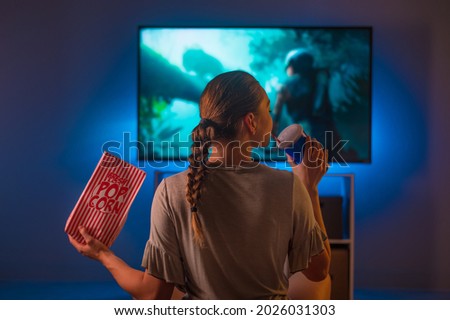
[
  {"left": 255, "top": 163, "right": 294, "bottom": 180},
  {"left": 211, "top": 163, "right": 294, "bottom": 189},
  {"left": 255, "top": 164, "right": 295, "bottom": 191},
  {"left": 161, "top": 170, "right": 189, "bottom": 188},
  {"left": 153, "top": 170, "right": 189, "bottom": 206},
  {"left": 160, "top": 165, "right": 294, "bottom": 188}
]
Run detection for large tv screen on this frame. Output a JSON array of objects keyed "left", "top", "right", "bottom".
[{"left": 138, "top": 27, "right": 372, "bottom": 163}]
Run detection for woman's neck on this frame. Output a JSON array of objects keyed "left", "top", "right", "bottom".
[{"left": 208, "top": 140, "right": 256, "bottom": 167}]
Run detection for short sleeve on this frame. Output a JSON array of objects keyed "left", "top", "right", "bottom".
[
  {"left": 288, "top": 175, "right": 327, "bottom": 274},
  {"left": 141, "top": 179, "right": 185, "bottom": 286}
]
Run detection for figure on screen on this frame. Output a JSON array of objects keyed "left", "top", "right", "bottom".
[{"left": 271, "top": 49, "right": 340, "bottom": 150}]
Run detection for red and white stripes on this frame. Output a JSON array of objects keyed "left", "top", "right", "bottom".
[{"left": 64, "top": 152, "right": 146, "bottom": 247}]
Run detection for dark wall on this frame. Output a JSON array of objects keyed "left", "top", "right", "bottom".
[{"left": 1, "top": 0, "right": 449, "bottom": 291}]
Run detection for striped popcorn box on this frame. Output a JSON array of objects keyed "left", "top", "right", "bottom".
[{"left": 65, "top": 152, "right": 146, "bottom": 247}]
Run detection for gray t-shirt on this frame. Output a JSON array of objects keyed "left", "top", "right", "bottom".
[{"left": 141, "top": 163, "right": 326, "bottom": 299}]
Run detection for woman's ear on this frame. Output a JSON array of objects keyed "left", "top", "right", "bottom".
[{"left": 243, "top": 113, "right": 257, "bottom": 135}]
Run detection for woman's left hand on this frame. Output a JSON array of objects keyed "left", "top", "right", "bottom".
[
  {"left": 68, "top": 226, "right": 110, "bottom": 261},
  {"left": 287, "top": 136, "right": 329, "bottom": 192}
]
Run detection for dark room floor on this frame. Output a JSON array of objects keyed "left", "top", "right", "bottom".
[{"left": 1, "top": 281, "right": 450, "bottom": 300}]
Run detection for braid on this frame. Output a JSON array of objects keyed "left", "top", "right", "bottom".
[{"left": 186, "top": 123, "right": 215, "bottom": 247}]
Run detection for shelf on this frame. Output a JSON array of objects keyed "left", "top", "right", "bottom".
[
  {"left": 319, "top": 174, "right": 354, "bottom": 300},
  {"left": 329, "top": 239, "right": 351, "bottom": 245}
]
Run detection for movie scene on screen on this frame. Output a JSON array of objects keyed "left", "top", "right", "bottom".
[{"left": 138, "top": 27, "right": 372, "bottom": 163}]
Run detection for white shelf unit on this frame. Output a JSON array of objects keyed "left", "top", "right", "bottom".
[{"left": 318, "top": 173, "right": 355, "bottom": 299}]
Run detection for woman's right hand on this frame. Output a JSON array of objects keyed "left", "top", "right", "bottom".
[
  {"left": 68, "top": 226, "right": 111, "bottom": 262},
  {"left": 286, "top": 136, "right": 329, "bottom": 193}
]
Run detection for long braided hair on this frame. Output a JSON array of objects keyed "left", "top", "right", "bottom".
[{"left": 186, "top": 71, "right": 267, "bottom": 247}]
